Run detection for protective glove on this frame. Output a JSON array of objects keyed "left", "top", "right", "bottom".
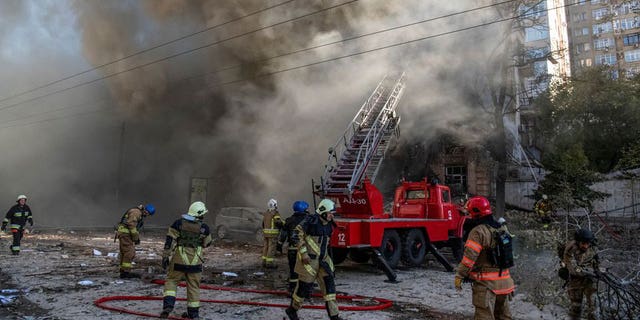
[
  {"left": 162, "top": 257, "right": 170, "bottom": 271},
  {"left": 134, "top": 239, "right": 141, "bottom": 245},
  {"left": 276, "top": 243, "right": 283, "bottom": 253},
  {"left": 454, "top": 277, "right": 463, "bottom": 291},
  {"left": 302, "top": 253, "right": 311, "bottom": 265}
]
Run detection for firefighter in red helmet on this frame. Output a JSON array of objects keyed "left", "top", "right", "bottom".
[{"left": 455, "top": 196, "right": 515, "bottom": 320}]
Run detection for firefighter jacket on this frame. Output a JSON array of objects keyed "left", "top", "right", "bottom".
[
  {"left": 163, "top": 214, "right": 213, "bottom": 273},
  {"left": 262, "top": 209, "right": 283, "bottom": 237},
  {"left": 117, "top": 207, "right": 145, "bottom": 242},
  {"left": 456, "top": 218, "right": 515, "bottom": 295},
  {"left": 563, "top": 240, "right": 598, "bottom": 279},
  {"left": 278, "top": 211, "right": 308, "bottom": 251},
  {"left": 294, "top": 214, "right": 335, "bottom": 276},
  {"left": 3, "top": 204, "right": 33, "bottom": 230}
]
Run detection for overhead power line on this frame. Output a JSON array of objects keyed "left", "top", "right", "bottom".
[
  {"left": 0, "top": 0, "right": 359, "bottom": 113},
  {"left": 0, "top": 0, "right": 296, "bottom": 104},
  {"left": 0, "top": 0, "right": 577, "bottom": 129}
]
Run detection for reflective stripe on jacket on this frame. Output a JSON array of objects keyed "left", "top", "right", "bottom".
[{"left": 262, "top": 209, "right": 282, "bottom": 236}]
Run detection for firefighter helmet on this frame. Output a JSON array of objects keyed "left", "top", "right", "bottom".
[
  {"left": 188, "top": 201, "right": 208, "bottom": 218},
  {"left": 316, "top": 199, "right": 336, "bottom": 215},
  {"left": 466, "top": 196, "right": 492, "bottom": 219},
  {"left": 16, "top": 195, "right": 27, "bottom": 202},
  {"left": 268, "top": 198, "right": 278, "bottom": 210},
  {"left": 292, "top": 200, "right": 309, "bottom": 212},
  {"left": 144, "top": 204, "right": 156, "bottom": 216},
  {"left": 575, "top": 228, "right": 595, "bottom": 244},
  {"left": 542, "top": 194, "right": 548, "bottom": 200}
]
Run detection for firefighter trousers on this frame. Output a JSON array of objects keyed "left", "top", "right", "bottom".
[
  {"left": 163, "top": 268, "right": 202, "bottom": 309},
  {"left": 10, "top": 228, "right": 24, "bottom": 254},
  {"left": 291, "top": 259, "right": 339, "bottom": 317},
  {"left": 287, "top": 249, "right": 299, "bottom": 293},
  {"left": 262, "top": 235, "right": 277, "bottom": 267},
  {"left": 118, "top": 234, "right": 136, "bottom": 272},
  {"left": 472, "top": 283, "right": 512, "bottom": 320}
]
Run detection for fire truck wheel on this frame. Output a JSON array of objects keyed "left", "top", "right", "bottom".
[
  {"left": 449, "top": 237, "right": 463, "bottom": 263},
  {"left": 330, "top": 248, "right": 348, "bottom": 265},
  {"left": 377, "top": 230, "right": 401, "bottom": 269},
  {"left": 401, "top": 229, "right": 426, "bottom": 267},
  {"left": 349, "top": 249, "right": 370, "bottom": 264}
]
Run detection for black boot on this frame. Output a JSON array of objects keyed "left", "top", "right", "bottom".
[
  {"left": 187, "top": 307, "right": 199, "bottom": 319},
  {"left": 159, "top": 296, "right": 175, "bottom": 318},
  {"left": 285, "top": 306, "right": 299, "bottom": 320},
  {"left": 119, "top": 271, "right": 141, "bottom": 279},
  {"left": 329, "top": 315, "right": 344, "bottom": 320}
]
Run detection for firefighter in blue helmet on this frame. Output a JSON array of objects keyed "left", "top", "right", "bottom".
[
  {"left": 116, "top": 203, "right": 155, "bottom": 278},
  {"left": 285, "top": 199, "right": 343, "bottom": 320},
  {"left": 2, "top": 195, "right": 34, "bottom": 255},
  {"left": 278, "top": 200, "right": 310, "bottom": 295},
  {"left": 160, "top": 201, "right": 213, "bottom": 320}
]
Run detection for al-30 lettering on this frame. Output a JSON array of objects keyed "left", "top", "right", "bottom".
[{"left": 341, "top": 197, "right": 367, "bottom": 205}]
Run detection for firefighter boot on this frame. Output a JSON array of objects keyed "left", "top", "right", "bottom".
[
  {"left": 181, "top": 307, "right": 199, "bottom": 319},
  {"left": 159, "top": 296, "right": 175, "bottom": 318},
  {"left": 329, "top": 316, "right": 344, "bottom": 320},
  {"left": 285, "top": 306, "right": 299, "bottom": 320},
  {"left": 120, "top": 271, "right": 141, "bottom": 279}
]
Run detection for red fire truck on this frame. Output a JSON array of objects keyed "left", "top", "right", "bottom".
[{"left": 314, "top": 73, "right": 468, "bottom": 280}]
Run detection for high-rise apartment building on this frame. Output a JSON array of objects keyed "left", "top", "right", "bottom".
[{"left": 566, "top": 0, "right": 640, "bottom": 77}]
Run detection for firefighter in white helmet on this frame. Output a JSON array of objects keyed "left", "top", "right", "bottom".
[
  {"left": 262, "top": 198, "right": 283, "bottom": 268},
  {"left": 285, "top": 199, "right": 343, "bottom": 320},
  {"left": 160, "top": 201, "right": 213, "bottom": 320},
  {"left": 2, "top": 195, "right": 34, "bottom": 255}
]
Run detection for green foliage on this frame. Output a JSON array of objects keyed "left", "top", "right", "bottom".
[
  {"left": 535, "top": 67, "right": 640, "bottom": 173},
  {"left": 615, "top": 140, "right": 640, "bottom": 170},
  {"left": 536, "top": 142, "right": 608, "bottom": 211}
]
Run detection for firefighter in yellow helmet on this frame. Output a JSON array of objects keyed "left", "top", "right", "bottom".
[
  {"left": 2, "top": 195, "right": 34, "bottom": 255},
  {"left": 262, "top": 198, "right": 283, "bottom": 268},
  {"left": 455, "top": 196, "right": 515, "bottom": 320},
  {"left": 116, "top": 203, "right": 155, "bottom": 278},
  {"left": 534, "top": 194, "right": 553, "bottom": 227},
  {"left": 160, "top": 201, "right": 212, "bottom": 320},
  {"left": 285, "top": 199, "right": 343, "bottom": 320}
]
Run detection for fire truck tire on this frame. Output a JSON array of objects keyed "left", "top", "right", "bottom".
[
  {"left": 376, "top": 230, "right": 401, "bottom": 269},
  {"left": 331, "top": 248, "right": 348, "bottom": 265},
  {"left": 349, "top": 249, "right": 370, "bottom": 264},
  {"left": 401, "top": 229, "right": 426, "bottom": 266},
  {"left": 449, "top": 237, "right": 463, "bottom": 263}
]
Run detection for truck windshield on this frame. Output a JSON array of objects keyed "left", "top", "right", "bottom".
[{"left": 406, "top": 190, "right": 426, "bottom": 199}]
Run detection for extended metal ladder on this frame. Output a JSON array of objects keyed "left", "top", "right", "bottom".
[{"left": 320, "top": 72, "right": 405, "bottom": 195}]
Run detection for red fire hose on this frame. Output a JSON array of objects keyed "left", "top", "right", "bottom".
[{"left": 94, "top": 279, "right": 393, "bottom": 318}]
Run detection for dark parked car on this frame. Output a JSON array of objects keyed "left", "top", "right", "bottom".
[{"left": 212, "top": 207, "right": 264, "bottom": 244}]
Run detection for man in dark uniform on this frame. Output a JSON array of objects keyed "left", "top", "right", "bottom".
[
  {"left": 2, "top": 195, "right": 34, "bottom": 255},
  {"left": 277, "top": 200, "right": 310, "bottom": 295},
  {"left": 285, "top": 199, "right": 343, "bottom": 320}
]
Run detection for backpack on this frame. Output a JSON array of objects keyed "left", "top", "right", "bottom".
[{"left": 491, "top": 227, "right": 515, "bottom": 273}]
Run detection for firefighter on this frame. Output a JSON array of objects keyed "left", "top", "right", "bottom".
[
  {"left": 285, "top": 199, "right": 343, "bottom": 320},
  {"left": 277, "top": 200, "right": 310, "bottom": 295},
  {"left": 455, "top": 196, "right": 515, "bottom": 320},
  {"left": 563, "top": 228, "right": 599, "bottom": 320},
  {"left": 534, "top": 194, "right": 553, "bottom": 227},
  {"left": 2, "top": 195, "right": 34, "bottom": 255},
  {"left": 262, "top": 198, "right": 283, "bottom": 268},
  {"left": 116, "top": 203, "right": 155, "bottom": 278},
  {"left": 160, "top": 201, "right": 212, "bottom": 320}
]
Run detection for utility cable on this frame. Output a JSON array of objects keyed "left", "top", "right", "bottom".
[
  {"left": 0, "top": 0, "right": 359, "bottom": 113},
  {"left": 0, "top": 1, "right": 577, "bottom": 128},
  {"left": 0, "top": 0, "right": 296, "bottom": 104}
]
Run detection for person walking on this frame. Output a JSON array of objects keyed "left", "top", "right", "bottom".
[
  {"left": 160, "top": 201, "right": 213, "bottom": 320},
  {"left": 2, "top": 195, "right": 34, "bottom": 255},
  {"left": 277, "top": 200, "right": 310, "bottom": 295},
  {"left": 285, "top": 199, "right": 343, "bottom": 320},
  {"left": 262, "top": 198, "right": 283, "bottom": 268},
  {"left": 455, "top": 196, "right": 515, "bottom": 320},
  {"left": 116, "top": 203, "right": 155, "bottom": 278}
]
